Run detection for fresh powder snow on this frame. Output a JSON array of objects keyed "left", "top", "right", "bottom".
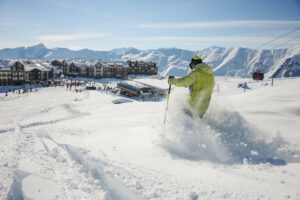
[{"left": 0, "top": 76, "right": 300, "bottom": 200}]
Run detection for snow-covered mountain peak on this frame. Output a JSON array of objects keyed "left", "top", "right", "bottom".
[
  {"left": 0, "top": 44, "right": 300, "bottom": 78},
  {"left": 110, "top": 47, "right": 139, "bottom": 55},
  {"left": 25, "top": 43, "right": 48, "bottom": 53}
]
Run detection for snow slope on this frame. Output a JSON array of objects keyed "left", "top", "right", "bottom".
[
  {"left": 1, "top": 44, "right": 300, "bottom": 78},
  {"left": 0, "top": 77, "right": 300, "bottom": 199}
]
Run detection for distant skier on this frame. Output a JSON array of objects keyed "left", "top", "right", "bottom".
[{"left": 168, "top": 56, "right": 215, "bottom": 118}]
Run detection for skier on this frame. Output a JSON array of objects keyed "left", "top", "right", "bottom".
[{"left": 168, "top": 56, "right": 215, "bottom": 118}]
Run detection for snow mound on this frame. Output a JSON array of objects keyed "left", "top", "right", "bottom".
[{"left": 160, "top": 89, "right": 300, "bottom": 165}]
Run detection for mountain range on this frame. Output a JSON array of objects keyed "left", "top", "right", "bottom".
[{"left": 1, "top": 43, "right": 300, "bottom": 78}]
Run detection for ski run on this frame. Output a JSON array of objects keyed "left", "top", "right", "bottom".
[{"left": 0, "top": 76, "right": 300, "bottom": 200}]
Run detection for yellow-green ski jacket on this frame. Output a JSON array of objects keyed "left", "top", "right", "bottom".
[{"left": 169, "top": 63, "right": 215, "bottom": 117}]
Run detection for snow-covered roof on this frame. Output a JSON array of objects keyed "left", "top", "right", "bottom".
[
  {"left": 103, "top": 62, "right": 128, "bottom": 68},
  {"left": 134, "top": 78, "right": 169, "bottom": 90},
  {"left": 117, "top": 81, "right": 150, "bottom": 93},
  {"left": 106, "top": 63, "right": 125, "bottom": 67},
  {"left": 22, "top": 60, "right": 49, "bottom": 72},
  {"left": 0, "top": 59, "right": 61, "bottom": 73},
  {"left": 36, "top": 60, "right": 62, "bottom": 73},
  {"left": 64, "top": 58, "right": 99, "bottom": 67},
  {"left": 0, "top": 64, "right": 7, "bottom": 71},
  {"left": 0, "top": 60, "right": 11, "bottom": 71},
  {"left": 61, "top": 58, "right": 131, "bottom": 68},
  {"left": 0, "top": 60, "right": 22, "bottom": 71}
]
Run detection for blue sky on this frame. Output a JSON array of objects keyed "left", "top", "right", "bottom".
[{"left": 0, "top": 0, "right": 300, "bottom": 50}]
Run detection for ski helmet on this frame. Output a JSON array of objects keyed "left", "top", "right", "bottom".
[{"left": 189, "top": 55, "right": 202, "bottom": 69}]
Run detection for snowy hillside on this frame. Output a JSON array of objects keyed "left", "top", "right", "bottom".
[
  {"left": 271, "top": 50, "right": 300, "bottom": 78},
  {"left": 196, "top": 45, "right": 300, "bottom": 78},
  {"left": 1, "top": 44, "right": 300, "bottom": 78},
  {"left": 0, "top": 77, "right": 300, "bottom": 200}
]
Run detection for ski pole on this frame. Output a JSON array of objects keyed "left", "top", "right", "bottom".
[{"left": 163, "top": 84, "right": 172, "bottom": 125}]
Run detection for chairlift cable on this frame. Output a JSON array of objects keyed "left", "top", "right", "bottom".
[
  {"left": 272, "top": 35, "right": 300, "bottom": 49},
  {"left": 257, "top": 25, "right": 300, "bottom": 49}
]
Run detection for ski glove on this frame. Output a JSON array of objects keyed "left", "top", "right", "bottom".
[{"left": 168, "top": 76, "right": 174, "bottom": 85}]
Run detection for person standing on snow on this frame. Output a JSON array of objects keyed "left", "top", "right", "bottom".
[{"left": 168, "top": 56, "right": 215, "bottom": 118}]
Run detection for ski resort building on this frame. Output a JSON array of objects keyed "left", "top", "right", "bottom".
[
  {"left": 117, "top": 81, "right": 154, "bottom": 98},
  {"left": 10, "top": 61, "right": 25, "bottom": 85},
  {"left": 134, "top": 80, "right": 168, "bottom": 97},
  {"left": 101, "top": 62, "right": 129, "bottom": 79},
  {"left": 0, "top": 58, "right": 158, "bottom": 86},
  {"left": 59, "top": 59, "right": 158, "bottom": 79},
  {"left": 127, "top": 60, "right": 158, "bottom": 75},
  {"left": 61, "top": 59, "right": 129, "bottom": 79},
  {"left": 0, "top": 60, "right": 12, "bottom": 86},
  {"left": 51, "top": 60, "right": 63, "bottom": 68},
  {"left": 0, "top": 59, "right": 61, "bottom": 85}
]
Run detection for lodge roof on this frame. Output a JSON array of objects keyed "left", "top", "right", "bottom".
[
  {"left": 0, "top": 59, "right": 61, "bottom": 73},
  {"left": 23, "top": 60, "right": 49, "bottom": 72},
  {"left": 118, "top": 81, "right": 151, "bottom": 93},
  {"left": 62, "top": 58, "right": 158, "bottom": 68},
  {"left": 64, "top": 58, "right": 99, "bottom": 67},
  {"left": 0, "top": 60, "right": 11, "bottom": 71}
]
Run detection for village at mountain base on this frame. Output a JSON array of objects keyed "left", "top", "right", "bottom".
[{"left": 0, "top": 58, "right": 158, "bottom": 86}]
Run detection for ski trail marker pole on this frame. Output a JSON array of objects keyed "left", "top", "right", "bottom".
[{"left": 163, "top": 84, "right": 172, "bottom": 125}]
